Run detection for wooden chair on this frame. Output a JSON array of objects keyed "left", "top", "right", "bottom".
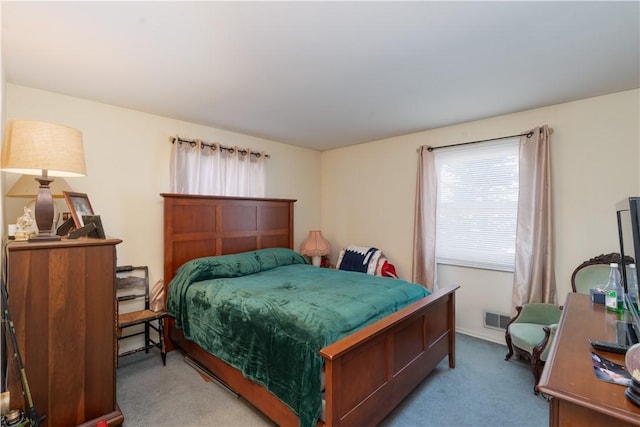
[
  {"left": 116, "top": 265, "right": 167, "bottom": 365},
  {"left": 571, "top": 253, "right": 633, "bottom": 294},
  {"left": 505, "top": 303, "right": 562, "bottom": 394}
]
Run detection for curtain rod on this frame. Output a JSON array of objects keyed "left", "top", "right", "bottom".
[
  {"left": 422, "top": 127, "right": 553, "bottom": 152},
  {"left": 170, "top": 136, "right": 270, "bottom": 158}
]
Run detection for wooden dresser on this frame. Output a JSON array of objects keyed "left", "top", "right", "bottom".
[
  {"left": 5, "top": 238, "right": 124, "bottom": 427},
  {"left": 538, "top": 292, "right": 640, "bottom": 426}
]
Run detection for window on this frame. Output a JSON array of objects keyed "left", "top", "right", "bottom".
[{"left": 434, "top": 138, "right": 519, "bottom": 271}]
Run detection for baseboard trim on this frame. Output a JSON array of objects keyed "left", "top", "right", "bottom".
[{"left": 455, "top": 327, "right": 507, "bottom": 346}]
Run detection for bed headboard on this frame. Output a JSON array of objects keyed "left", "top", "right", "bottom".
[{"left": 161, "top": 193, "right": 297, "bottom": 287}]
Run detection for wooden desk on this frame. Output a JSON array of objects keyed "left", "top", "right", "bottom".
[{"left": 538, "top": 292, "right": 640, "bottom": 426}]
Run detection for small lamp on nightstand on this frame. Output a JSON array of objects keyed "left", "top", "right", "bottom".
[
  {"left": 300, "top": 230, "right": 331, "bottom": 267},
  {"left": 1, "top": 120, "right": 86, "bottom": 241}
]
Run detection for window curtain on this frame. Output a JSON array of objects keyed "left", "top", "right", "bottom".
[
  {"left": 170, "top": 138, "right": 266, "bottom": 197},
  {"left": 511, "top": 125, "right": 556, "bottom": 309},
  {"left": 412, "top": 145, "right": 437, "bottom": 291},
  {"left": 413, "top": 125, "right": 556, "bottom": 304}
]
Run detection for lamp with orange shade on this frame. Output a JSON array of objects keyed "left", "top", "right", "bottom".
[{"left": 300, "top": 230, "right": 331, "bottom": 267}]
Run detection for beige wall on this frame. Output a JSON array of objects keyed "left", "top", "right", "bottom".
[
  {"left": 322, "top": 89, "right": 640, "bottom": 343},
  {"left": 3, "top": 84, "right": 322, "bottom": 288}
]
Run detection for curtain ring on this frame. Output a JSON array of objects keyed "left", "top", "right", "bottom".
[{"left": 239, "top": 147, "right": 251, "bottom": 159}]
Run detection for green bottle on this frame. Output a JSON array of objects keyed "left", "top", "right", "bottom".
[{"left": 605, "top": 262, "right": 624, "bottom": 313}]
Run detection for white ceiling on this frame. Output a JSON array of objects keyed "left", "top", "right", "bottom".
[{"left": 2, "top": 1, "right": 639, "bottom": 151}]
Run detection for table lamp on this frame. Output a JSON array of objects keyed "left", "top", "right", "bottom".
[
  {"left": 6, "top": 174, "right": 75, "bottom": 237},
  {"left": 1, "top": 120, "right": 86, "bottom": 241},
  {"left": 300, "top": 230, "right": 331, "bottom": 266}
]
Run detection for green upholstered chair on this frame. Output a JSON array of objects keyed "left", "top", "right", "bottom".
[
  {"left": 571, "top": 253, "right": 633, "bottom": 294},
  {"left": 505, "top": 303, "right": 563, "bottom": 394}
]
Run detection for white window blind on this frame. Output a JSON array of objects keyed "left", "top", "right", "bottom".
[{"left": 434, "top": 138, "right": 519, "bottom": 271}]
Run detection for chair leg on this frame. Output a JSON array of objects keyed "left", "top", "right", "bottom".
[
  {"left": 531, "top": 357, "right": 546, "bottom": 395},
  {"left": 504, "top": 307, "right": 522, "bottom": 361},
  {"left": 145, "top": 320, "right": 151, "bottom": 354},
  {"left": 531, "top": 326, "right": 552, "bottom": 395},
  {"left": 505, "top": 331, "right": 514, "bottom": 360}
]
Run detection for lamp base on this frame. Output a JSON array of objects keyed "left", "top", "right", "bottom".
[
  {"left": 31, "top": 174, "right": 58, "bottom": 242},
  {"left": 29, "top": 233, "right": 61, "bottom": 242},
  {"left": 311, "top": 255, "right": 322, "bottom": 267}
]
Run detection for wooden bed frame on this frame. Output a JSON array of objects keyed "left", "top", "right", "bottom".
[{"left": 162, "top": 193, "right": 458, "bottom": 427}]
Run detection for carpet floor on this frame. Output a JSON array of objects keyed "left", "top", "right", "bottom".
[{"left": 116, "top": 333, "right": 548, "bottom": 426}]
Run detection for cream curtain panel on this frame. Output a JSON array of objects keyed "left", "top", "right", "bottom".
[
  {"left": 413, "top": 125, "right": 556, "bottom": 306},
  {"left": 511, "top": 125, "right": 556, "bottom": 309},
  {"left": 170, "top": 138, "right": 266, "bottom": 197},
  {"left": 413, "top": 146, "right": 437, "bottom": 291}
]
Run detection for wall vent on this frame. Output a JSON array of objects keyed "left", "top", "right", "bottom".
[{"left": 483, "top": 311, "right": 512, "bottom": 331}]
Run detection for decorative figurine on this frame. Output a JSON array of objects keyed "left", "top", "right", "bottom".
[{"left": 15, "top": 207, "right": 36, "bottom": 241}]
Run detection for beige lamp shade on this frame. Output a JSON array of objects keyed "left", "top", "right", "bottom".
[
  {"left": 1, "top": 120, "right": 86, "bottom": 241},
  {"left": 1, "top": 120, "right": 86, "bottom": 177},
  {"left": 300, "top": 230, "right": 331, "bottom": 266},
  {"left": 6, "top": 174, "right": 74, "bottom": 198}
]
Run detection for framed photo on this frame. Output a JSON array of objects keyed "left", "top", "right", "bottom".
[
  {"left": 82, "top": 215, "right": 106, "bottom": 239},
  {"left": 63, "top": 191, "right": 95, "bottom": 228}
]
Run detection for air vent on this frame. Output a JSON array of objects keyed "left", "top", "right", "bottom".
[{"left": 484, "top": 311, "right": 512, "bottom": 331}]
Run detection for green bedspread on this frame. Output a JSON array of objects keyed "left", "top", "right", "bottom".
[{"left": 167, "top": 248, "right": 429, "bottom": 427}]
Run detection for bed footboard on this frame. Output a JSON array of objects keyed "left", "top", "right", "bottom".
[
  {"left": 169, "top": 284, "right": 457, "bottom": 427},
  {"left": 320, "top": 284, "right": 458, "bottom": 427}
]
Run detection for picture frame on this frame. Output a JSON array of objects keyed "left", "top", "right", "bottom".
[
  {"left": 56, "top": 218, "right": 75, "bottom": 236},
  {"left": 82, "top": 215, "right": 106, "bottom": 239},
  {"left": 63, "top": 191, "right": 95, "bottom": 228}
]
